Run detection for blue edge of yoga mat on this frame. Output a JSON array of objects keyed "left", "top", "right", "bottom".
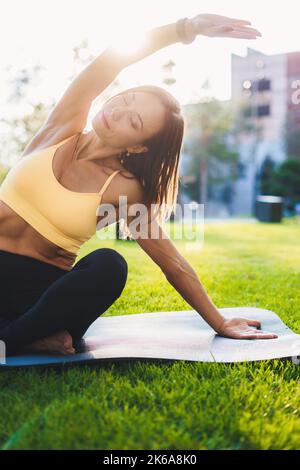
[{"left": 1, "top": 307, "right": 300, "bottom": 368}]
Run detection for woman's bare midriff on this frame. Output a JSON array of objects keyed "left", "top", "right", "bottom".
[
  {"left": 0, "top": 200, "right": 77, "bottom": 271},
  {"left": 0, "top": 133, "right": 129, "bottom": 272}
]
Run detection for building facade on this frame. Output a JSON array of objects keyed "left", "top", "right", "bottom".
[{"left": 231, "top": 48, "right": 300, "bottom": 215}]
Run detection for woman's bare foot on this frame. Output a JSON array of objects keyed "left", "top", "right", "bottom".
[{"left": 25, "top": 329, "right": 76, "bottom": 355}]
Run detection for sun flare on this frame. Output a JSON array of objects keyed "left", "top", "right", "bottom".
[{"left": 109, "top": 25, "right": 148, "bottom": 58}]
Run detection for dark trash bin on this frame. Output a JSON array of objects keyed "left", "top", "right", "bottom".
[{"left": 255, "top": 195, "right": 283, "bottom": 223}]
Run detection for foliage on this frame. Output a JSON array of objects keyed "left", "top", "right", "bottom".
[
  {"left": 270, "top": 159, "right": 300, "bottom": 199},
  {"left": 260, "top": 156, "right": 277, "bottom": 195},
  {"left": 183, "top": 98, "right": 239, "bottom": 203},
  {"left": 260, "top": 158, "right": 300, "bottom": 208},
  {"left": 0, "top": 64, "right": 52, "bottom": 166},
  {"left": 0, "top": 40, "right": 122, "bottom": 167}
]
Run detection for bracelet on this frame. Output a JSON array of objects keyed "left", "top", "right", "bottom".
[{"left": 176, "top": 17, "right": 196, "bottom": 44}]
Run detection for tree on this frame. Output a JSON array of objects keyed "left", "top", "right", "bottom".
[
  {"left": 0, "top": 39, "right": 124, "bottom": 169},
  {"left": 260, "top": 156, "right": 276, "bottom": 195},
  {"left": 161, "top": 59, "right": 176, "bottom": 86},
  {"left": 269, "top": 158, "right": 300, "bottom": 201},
  {"left": 183, "top": 96, "right": 238, "bottom": 205},
  {"left": 0, "top": 64, "right": 51, "bottom": 167}
]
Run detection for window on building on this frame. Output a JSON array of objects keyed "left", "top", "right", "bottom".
[
  {"left": 242, "top": 78, "right": 271, "bottom": 93},
  {"left": 257, "top": 105, "right": 271, "bottom": 117},
  {"left": 257, "top": 79, "right": 271, "bottom": 92}
]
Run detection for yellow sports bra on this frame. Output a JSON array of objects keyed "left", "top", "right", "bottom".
[{"left": 0, "top": 133, "right": 121, "bottom": 255}]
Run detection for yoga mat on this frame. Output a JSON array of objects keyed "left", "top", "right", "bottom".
[{"left": 1, "top": 307, "right": 299, "bottom": 368}]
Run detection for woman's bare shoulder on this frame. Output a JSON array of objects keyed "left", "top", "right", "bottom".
[{"left": 114, "top": 169, "right": 146, "bottom": 205}]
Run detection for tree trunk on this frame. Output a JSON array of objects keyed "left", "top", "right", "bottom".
[{"left": 199, "top": 158, "right": 208, "bottom": 205}]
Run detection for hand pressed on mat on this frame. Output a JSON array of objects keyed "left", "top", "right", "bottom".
[{"left": 216, "top": 317, "right": 278, "bottom": 340}]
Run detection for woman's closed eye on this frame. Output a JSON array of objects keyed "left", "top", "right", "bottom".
[{"left": 123, "top": 96, "right": 139, "bottom": 131}]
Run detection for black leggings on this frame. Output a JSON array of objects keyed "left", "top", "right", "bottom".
[{"left": 0, "top": 248, "right": 128, "bottom": 356}]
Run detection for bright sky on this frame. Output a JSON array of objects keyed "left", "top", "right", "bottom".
[{"left": 0, "top": 0, "right": 299, "bottom": 113}]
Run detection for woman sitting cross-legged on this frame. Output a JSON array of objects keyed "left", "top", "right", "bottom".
[{"left": 0, "top": 13, "right": 276, "bottom": 357}]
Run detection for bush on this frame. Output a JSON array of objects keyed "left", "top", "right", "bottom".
[{"left": 262, "top": 158, "right": 300, "bottom": 212}]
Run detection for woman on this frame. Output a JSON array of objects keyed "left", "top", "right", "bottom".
[{"left": 0, "top": 13, "right": 277, "bottom": 357}]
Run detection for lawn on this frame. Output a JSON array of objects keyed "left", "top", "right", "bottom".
[{"left": 0, "top": 219, "right": 299, "bottom": 450}]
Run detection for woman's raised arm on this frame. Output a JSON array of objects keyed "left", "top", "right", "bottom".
[{"left": 44, "top": 14, "right": 261, "bottom": 134}]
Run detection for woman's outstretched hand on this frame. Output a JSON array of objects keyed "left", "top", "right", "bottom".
[
  {"left": 216, "top": 317, "right": 278, "bottom": 340},
  {"left": 188, "top": 14, "right": 262, "bottom": 40}
]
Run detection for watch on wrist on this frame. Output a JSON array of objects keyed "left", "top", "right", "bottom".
[{"left": 176, "top": 17, "right": 196, "bottom": 44}]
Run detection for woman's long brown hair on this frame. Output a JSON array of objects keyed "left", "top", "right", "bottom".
[{"left": 110, "top": 85, "right": 185, "bottom": 237}]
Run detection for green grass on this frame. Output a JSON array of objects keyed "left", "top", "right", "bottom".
[{"left": 0, "top": 219, "right": 299, "bottom": 450}]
